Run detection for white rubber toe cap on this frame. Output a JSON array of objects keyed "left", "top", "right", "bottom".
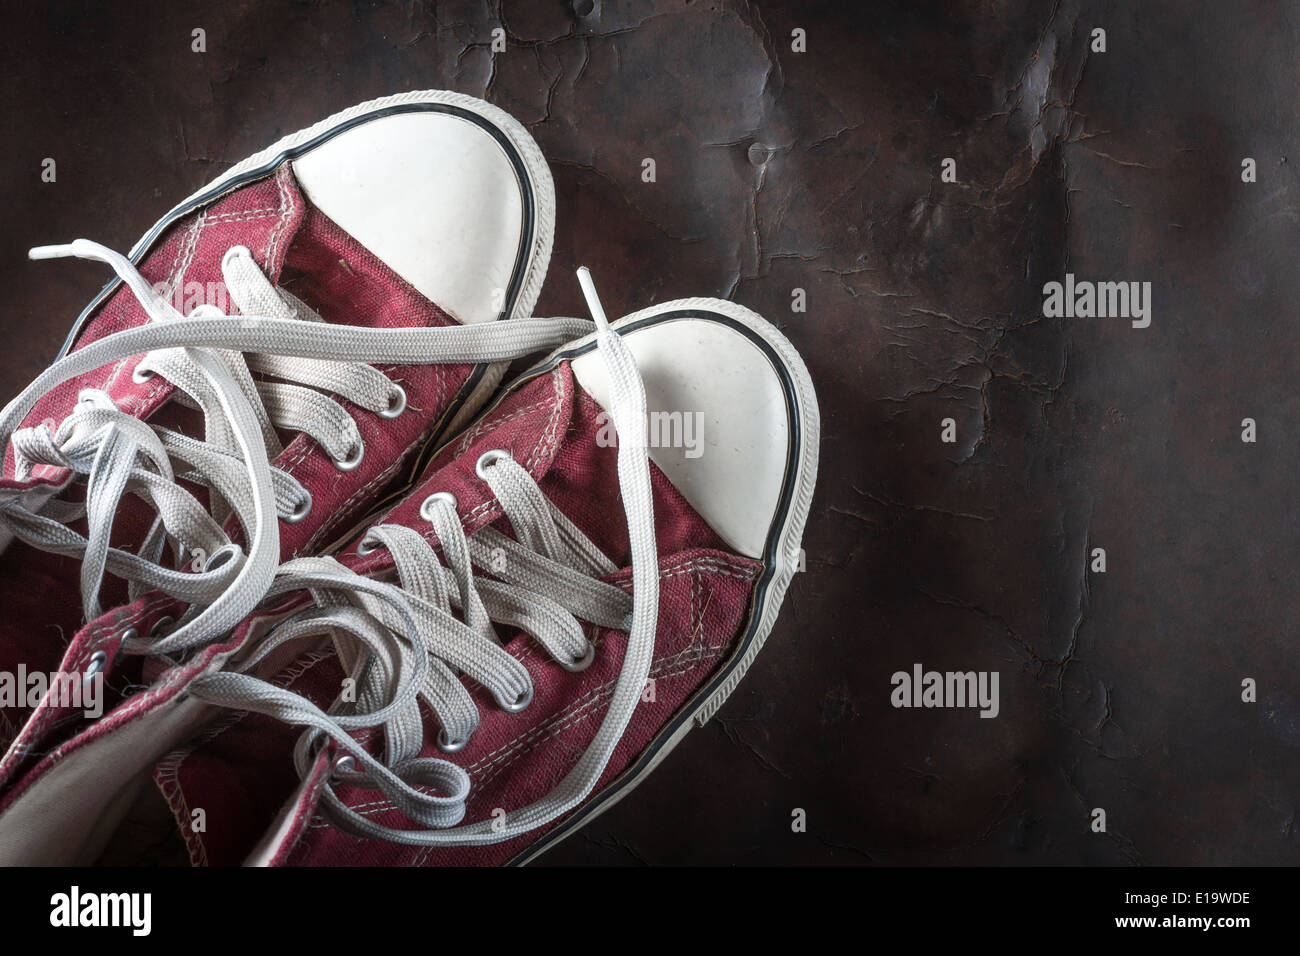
[
  {"left": 572, "top": 303, "right": 808, "bottom": 560},
  {"left": 292, "top": 109, "right": 534, "bottom": 324}
]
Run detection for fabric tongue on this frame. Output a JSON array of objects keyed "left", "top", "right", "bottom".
[{"left": 367, "top": 363, "right": 579, "bottom": 547}]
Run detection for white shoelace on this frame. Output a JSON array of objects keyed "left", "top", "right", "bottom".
[
  {"left": 189, "top": 270, "right": 661, "bottom": 846},
  {"left": 0, "top": 239, "right": 592, "bottom": 658}
]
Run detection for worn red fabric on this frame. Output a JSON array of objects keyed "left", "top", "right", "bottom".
[
  {"left": 0, "top": 162, "right": 471, "bottom": 755},
  {"left": 156, "top": 363, "right": 764, "bottom": 866}
]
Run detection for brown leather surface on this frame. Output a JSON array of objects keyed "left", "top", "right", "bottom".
[{"left": 2, "top": 1, "right": 1296, "bottom": 865}]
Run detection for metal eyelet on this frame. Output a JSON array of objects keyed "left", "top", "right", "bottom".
[
  {"left": 378, "top": 384, "right": 407, "bottom": 419},
  {"left": 149, "top": 616, "right": 175, "bottom": 639},
  {"left": 221, "top": 245, "right": 252, "bottom": 270},
  {"left": 282, "top": 490, "right": 312, "bottom": 524},
  {"left": 203, "top": 543, "right": 241, "bottom": 572},
  {"left": 560, "top": 640, "right": 596, "bottom": 673},
  {"left": 84, "top": 649, "right": 109, "bottom": 683},
  {"left": 419, "top": 491, "right": 458, "bottom": 523},
  {"left": 436, "top": 729, "right": 468, "bottom": 754},
  {"left": 474, "top": 449, "right": 511, "bottom": 481},
  {"left": 497, "top": 683, "right": 534, "bottom": 714},
  {"left": 131, "top": 365, "right": 154, "bottom": 384},
  {"left": 333, "top": 439, "right": 365, "bottom": 472},
  {"left": 332, "top": 754, "right": 356, "bottom": 776},
  {"left": 355, "top": 534, "right": 383, "bottom": 557}
]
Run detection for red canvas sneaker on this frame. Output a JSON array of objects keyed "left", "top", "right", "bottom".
[
  {"left": 0, "top": 91, "right": 583, "bottom": 783},
  {"left": 0, "top": 275, "right": 818, "bottom": 865}
]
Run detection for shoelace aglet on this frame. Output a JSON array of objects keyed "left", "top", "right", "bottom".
[
  {"left": 28, "top": 243, "right": 79, "bottom": 261},
  {"left": 576, "top": 266, "right": 610, "bottom": 333}
]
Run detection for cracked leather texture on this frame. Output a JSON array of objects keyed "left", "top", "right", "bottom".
[{"left": 1, "top": 0, "right": 1297, "bottom": 865}]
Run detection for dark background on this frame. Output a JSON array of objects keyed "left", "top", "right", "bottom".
[{"left": 2, "top": 0, "right": 1297, "bottom": 865}]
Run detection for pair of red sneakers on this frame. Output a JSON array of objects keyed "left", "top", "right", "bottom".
[{"left": 0, "top": 91, "right": 818, "bottom": 866}]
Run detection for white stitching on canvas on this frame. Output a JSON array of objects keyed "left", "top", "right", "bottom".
[
  {"left": 263, "top": 166, "right": 296, "bottom": 268},
  {"left": 202, "top": 206, "right": 282, "bottom": 225}
]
